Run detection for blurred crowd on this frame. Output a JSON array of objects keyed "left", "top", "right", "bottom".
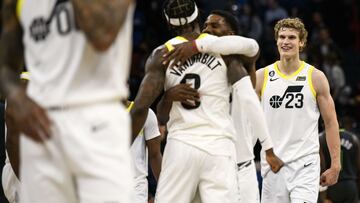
[{"left": 130, "top": 0, "right": 360, "bottom": 134}]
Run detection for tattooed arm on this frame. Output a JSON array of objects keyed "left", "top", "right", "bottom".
[
  {"left": 71, "top": 0, "right": 133, "bottom": 51},
  {"left": 130, "top": 47, "right": 166, "bottom": 142},
  {"left": 0, "top": 0, "right": 51, "bottom": 142}
]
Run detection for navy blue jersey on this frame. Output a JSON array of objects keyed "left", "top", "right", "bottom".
[{"left": 320, "top": 129, "right": 359, "bottom": 181}]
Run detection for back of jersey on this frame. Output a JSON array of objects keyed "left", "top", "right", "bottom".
[
  {"left": 321, "top": 130, "right": 359, "bottom": 181},
  {"left": 164, "top": 34, "right": 236, "bottom": 156},
  {"left": 260, "top": 61, "right": 320, "bottom": 172},
  {"left": 18, "top": 0, "right": 134, "bottom": 107}
]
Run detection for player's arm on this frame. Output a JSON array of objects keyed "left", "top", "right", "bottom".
[
  {"left": 71, "top": 0, "right": 133, "bottom": 51},
  {"left": 0, "top": 0, "right": 51, "bottom": 142},
  {"left": 131, "top": 47, "right": 166, "bottom": 142},
  {"left": 237, "top": 54, "right": 258, "bottom": 87},
  {"left": 226, "top": 57, "right": 283, "bottom": 173},
  {"left": 255, "top": 68, "right": 266, "bottom": 98},
  {"left": 196, "top": 35, "right": 259, "bottom": 57},
  {"left": 147, "top": 136, "right": 162, "bottom": 181},
  {"left": 143, "top": 109, "right": 162, "bottom": 181},
  {"left": 156, "top": 84, "right": 199, "bottom": 125},
  {"left": 5, "top": 106, "right": 20, "bottom": 178},
  {"left": 163, "top": 35, "right": 259, "bottom": 69},
  {"left": 0, "top": 0, "right": 24, "bottom": 96},
  {"left": 313, "top": 69, "right": 341, "bottom": 186}
]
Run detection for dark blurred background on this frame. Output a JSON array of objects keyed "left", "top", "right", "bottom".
[{"left": 0, "top": 0, "right": 359, "bottom": 202}]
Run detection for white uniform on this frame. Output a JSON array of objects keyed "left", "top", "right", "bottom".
[
  {"left": 130, "top": 109, "right": 160, "bottom": 203},
  {"left": 230, "top": 105, "right": 259, "bottom": 203},
  {"left": 260, "top": 61, "right": 320, "bottom": 203},
  {"left": 17, "top": 1, "right": 134, "bottom": 203},
  {"left": 155, "top": 34, "right": 238, "bottom": 203},
  {"left": 2, "top": 129, "right": 20, "bottom": 203}
]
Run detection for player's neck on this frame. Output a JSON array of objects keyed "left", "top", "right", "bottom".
[
  {"left": 179, "top": 25, "right": 200, "bottom": 40},
  {"left": 278, "top": 56, "right": 302, "bottom": 75}
]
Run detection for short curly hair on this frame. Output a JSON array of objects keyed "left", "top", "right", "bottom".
[{"left": 274, "top": 18, "right": 308, "bottom": 51}]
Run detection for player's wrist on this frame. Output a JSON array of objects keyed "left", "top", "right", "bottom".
[
  {"left": 265, "top": 148, "right": 275, "bottom": 157},
  {"left": 191, "top": 40, "right": 199, "bottom": 53},
  {"left": 330, "top": 163, "right": 341, "bottom": 171}
]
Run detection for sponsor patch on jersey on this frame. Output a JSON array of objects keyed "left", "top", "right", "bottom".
[
  {"left": 269, "top": 70, "right": 275, "bottom": 77},
  {"left": 296, "top": 76, "right": 306, "bottom": 81}
]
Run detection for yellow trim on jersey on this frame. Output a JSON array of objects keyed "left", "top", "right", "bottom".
[
  {"left": 175, "top": 36, "right": 188, "bottom": 42},
  {"left": 16, "top": 0, "right": 25, "bottom": 20},
  {"left": 165, "top": 34, "right": 208, "bottom": 51},
  {"left": 274, "top": 61, "right": 305, "bottom": 80},
  {"left": 308, "top": 66, "right": 316, "bottom": 98},
  {"left": 261, "top": 67, "right": 269, "bottom": 97},
  {"left": 197, "top": 33, "right": 209, "bottom": 39},
  {"left": 126, "top": 101, "right": 134, "bottom": 112},
  {"left": 20, "top": 71, "right": 29, "bottom": 80},
  {"left": 165, "top": 41, "right": 174, "bottom": 52},
  {"left": 126, "top": 101, "right": 144, "bottom": 136}
]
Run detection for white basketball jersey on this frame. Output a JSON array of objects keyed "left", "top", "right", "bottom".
[
  {"left": 260, "top": 61, "right": 320, "bottom": 174},
  {"left": 164, "top": 34, "right": 236, "bottom": 156},
  {"left": 17, "top": 0, "right": 134, "bottom": 107}
]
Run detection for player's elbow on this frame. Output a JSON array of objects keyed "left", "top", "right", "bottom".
[{"left": 89, "top": 32, "right": 118, "bottom": 52}]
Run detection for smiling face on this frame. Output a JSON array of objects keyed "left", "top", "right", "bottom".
[
  {"left": 202, "top": 14, "right": 234, "bottom": 37},
  {"left": 276, "top": 27, "right": 304, "bottom": 59}
]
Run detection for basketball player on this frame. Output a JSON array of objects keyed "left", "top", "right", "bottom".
[
  {"left": 0, "top": 1, "right": 135, "bottom": 203},
  {"left": 131, "top": 0, "right": 275, "bottom": 202},
  {"left": 159, "top": 10, "right": 284, "bottom": 203},
  {"left": 127, "top": 101, "right": 162, "bottom": 203},
  {"left": 1, "top": 72, "right": 28, "bottom": 203},
  {"left": 320, "top": 129, "right": 360, "bottom": 203},
  {"left": 255, "top": 18, "right": 341, "bottom": 203}
]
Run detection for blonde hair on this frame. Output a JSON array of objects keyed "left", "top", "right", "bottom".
[{"left": 274, "top": 18, "right": 308, "bottom": 51}]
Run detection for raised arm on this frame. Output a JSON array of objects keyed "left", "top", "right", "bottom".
[
  {"left": 313, "top": 69, "right": 341, "bottom": 186},
  {"left": 130, "top": 47, "right": 166, "bottom": 141},
  {"left": 196, "top": 35, "right": 259, "bottom": 57},
  {"left": 71, "top": 0, "right": 133, "bottom": 51},
  {"left": 163, "top": 35, "right": 259, "bottom": 69},
  {"left": 0, "top": 0, "right": 51, "bottom": 142}
]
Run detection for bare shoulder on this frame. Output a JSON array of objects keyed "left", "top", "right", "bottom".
[
  {"left": 311, "top": 67, "right": 329, "bottom": 94},
  {"left": 145, "top": 45, "right": 166, "bottom": 72},
  {"left": 255, "top": 67, "right": 266, "bottom": 94}
]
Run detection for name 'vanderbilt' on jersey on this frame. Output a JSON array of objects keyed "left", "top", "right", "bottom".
[
  {"left": 164, "top": 34, "right": 236, "bottom": 157},
  {"left": 260, "top": 61, "right": 320, "bottom": 175},
  {"left": 17, "top": 0, "right": 134, "bottom": 107}
]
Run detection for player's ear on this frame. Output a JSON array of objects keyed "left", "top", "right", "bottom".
[{"left": 299, "top": 40, "right": 305, "bottom": 51}]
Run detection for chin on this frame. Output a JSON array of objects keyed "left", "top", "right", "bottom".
[{"left": 280, "top": 52, "right": 294, "bottom": 58}]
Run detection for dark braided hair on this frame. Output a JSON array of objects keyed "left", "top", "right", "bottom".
[
  {"left": 163, "top": 0, "right": 200, "bottom": 35},
  {"left": 210, "top": 10, "right": 240, "bottom": 35}
]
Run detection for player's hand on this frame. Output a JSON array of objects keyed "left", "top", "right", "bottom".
[
  {"left": 6, "top": 87, "right": 52, "bottom": 142},
  {"left": 162, "top": 41, "right": 199, "bottom": 69},
  {"left": 320, "top": 165, "right": 340, "bottom": 186},
  {"left": 265, "top": 148, "right": 284, "bottom": 173},
  {"left": 323, "top": 199, "right": 332, "bottom": 203},
  {"left": 164, "top": 84, "right": 200, "bottom": 106}
]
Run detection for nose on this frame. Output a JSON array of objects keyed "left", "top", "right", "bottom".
[{"left": 283, "top": 37, "right": 290, "bottom": 44}]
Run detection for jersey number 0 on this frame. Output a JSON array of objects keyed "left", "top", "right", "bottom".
[{"left": 180, "top": 73, "right": 201, "bottom": 110}]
